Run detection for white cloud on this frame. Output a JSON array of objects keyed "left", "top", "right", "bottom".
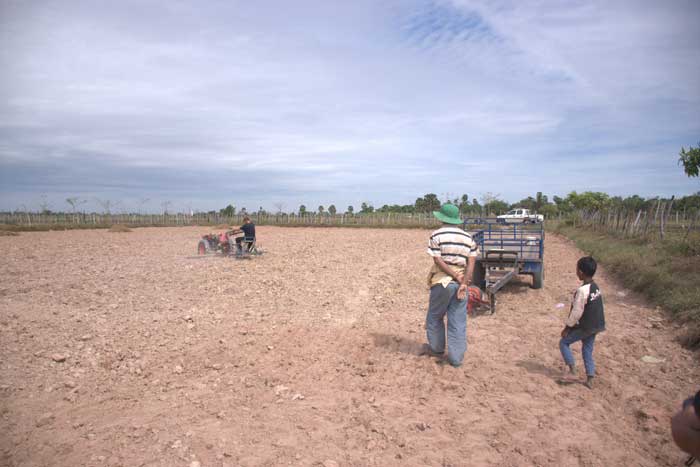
[{"left": 0, "top": 0, "right": 698, "bottom": 212}]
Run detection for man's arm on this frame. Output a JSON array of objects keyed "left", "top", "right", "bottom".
[
  {"left": 433, "top": 256, "right": 462, "bottom": 282},
  {"left": 456, "top": 256, "right": 475, "bottom": 300},
  {"left": 463, "top": 256, "right": 475, "bottom": 286}
]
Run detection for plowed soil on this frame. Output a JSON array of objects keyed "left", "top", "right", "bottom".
[{"left": 0, "top": 226, "right": 697, "bottom": 467}]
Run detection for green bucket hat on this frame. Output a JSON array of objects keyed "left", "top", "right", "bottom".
[{"left": 433, "top": 203, "right": 462, "bottom": 224}]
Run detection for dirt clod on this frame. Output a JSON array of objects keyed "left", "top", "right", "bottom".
[{"left": 35, "top": 413, "right": 55, "bottom": 427}]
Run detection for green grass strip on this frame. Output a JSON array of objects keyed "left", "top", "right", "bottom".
[{"left": 551, "top": 222, "right": 700, "bottom": 347}]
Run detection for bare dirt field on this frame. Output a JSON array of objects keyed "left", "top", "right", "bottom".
[{"left": 1, "top": 226, "right": 698, "bottom": 467}]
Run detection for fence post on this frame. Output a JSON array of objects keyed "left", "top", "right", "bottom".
[
  {"left": 632, "top": 210, "right": 642, "bottom": 235},
  {"left": 684, "top": 210, "right": 699, "bottom": 241},
  {"left": 661, "top": 196, "right": 674, "bottom": 240}
]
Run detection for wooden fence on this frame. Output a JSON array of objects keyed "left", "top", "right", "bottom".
[
  {"left": 0, "top": 212, "right": 444, "bottom": 229},
  {"left": 2, "top": 205, "right": 697, "bottom": 240},
  {"left": 567, "top": 200, "right": 699, "bottom": 240}
]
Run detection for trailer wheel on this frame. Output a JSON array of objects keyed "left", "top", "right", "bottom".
[
  {"left": 197, "top": 240, "right": 208, "bottom": 255},
  {"left": 472, "top": 262, "right": 486, "bottom": 289},
  {"left": 532, "top": 267, "right": 543, "bottom": 289}
]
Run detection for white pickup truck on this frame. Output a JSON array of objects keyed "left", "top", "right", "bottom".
[{"left": 497, "top": 208, "right": 544, "bottom": 224}]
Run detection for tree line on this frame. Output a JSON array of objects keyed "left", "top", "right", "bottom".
[
  {"left": 213, "top": 191, "right": 700, "bottom": 218},
  {"left": 9, "top": 190, "right": 698, "bottom": 219}
]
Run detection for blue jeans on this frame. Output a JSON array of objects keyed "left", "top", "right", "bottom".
[
  {"left": 559, "top": 329, "right": 597, "bottom": 376},
  {"left": 426, "top": 282, "right": 467, "bottom": 367}
]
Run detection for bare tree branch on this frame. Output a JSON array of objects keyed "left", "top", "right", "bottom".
[{"left": 95, "top": 198, "right": 114, "bottom": 214}]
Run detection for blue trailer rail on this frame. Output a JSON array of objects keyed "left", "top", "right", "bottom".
[{"left": 463, "top": 219, "right": 545, "bottom": 311}]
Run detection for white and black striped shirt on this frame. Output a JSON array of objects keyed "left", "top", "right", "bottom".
[{"left": 427, "top": 226, "right": 479, "bottom": 267}]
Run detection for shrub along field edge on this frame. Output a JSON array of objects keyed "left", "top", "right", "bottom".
[{"left": 550, "top": 222, "right": 700, "bottom": 348}]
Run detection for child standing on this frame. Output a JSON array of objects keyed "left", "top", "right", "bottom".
[{"left": 560, "top": 256, "right": 605, "bottom": 389}]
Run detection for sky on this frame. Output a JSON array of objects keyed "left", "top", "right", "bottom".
[{"left": 1, "top": 0, "right": 699, "bottom": 214}]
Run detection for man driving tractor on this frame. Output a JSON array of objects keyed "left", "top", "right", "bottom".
[{"left": 228, "top": 216, "right": 256, "bottom": 254}]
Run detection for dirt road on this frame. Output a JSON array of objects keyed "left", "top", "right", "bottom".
[{"left": 0, "top": 227, "right": 697, "bottom": 466}]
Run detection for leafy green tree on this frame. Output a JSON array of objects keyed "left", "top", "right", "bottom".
[
  {"left": 318, "top": 205, "right": 325, "bottom": 215},
  {"left": 621, "top": 195, "right": 647, "bottom": 211},
  {"left": 346, "top": 205, "right": 354, "bottom": 215},
  {"left": 414, "top": 197, "right": 425, "bottom": 212},
  {"left": 472, "top": 198, "right": 481, "bottom": 213},
  {"left": 679, "top": 143, "right": 700, "bottom": 177},
  {"left": 676, "top": 192, "right": 700, "bottom": 212},
  {"left": 415, "top": 193, "right": 441, "bottom": 213},
  {"left": 220, "top": 204, "right": 235, "bottom": 216},
  {"left": 675, "top": 191, "right": 700, "bottom": 211},
  {"left": 328, "top": 204, "right": 337, "bottom": 215},
  {"left": 535, "top": 192, "right": 546, "bottom": 211},
  {"left": 424, "top": 193, "right": 440, "bottom": 212},
  {"left": 360, "top": 202, "right": 374, "bottom": 214},
  {"left": 299, "top": 205, "right": 307, "bottom": 216},
  {"left": 488, "top": 200, "right": 510, "bottom": 214},
  {"left": 565, "top": 191, "right": 584, "bottom": 209},
  {"left": 565, "top": 191, "right": 611, "bottom": 210},
  {"left": 383, "top": 204, "right": 412, "bottom": 213},
  {"left": 458, "top": 194, "right": 470, "bottom": 214},
  {"left": 541, "top": 203, "right": 558, "bottom": 218},
  {"left": 513, "top": 196, "right": 536, "bottom": 210},
  {"left": 552, "top": 195, "right": 571, "bottom": 213}
]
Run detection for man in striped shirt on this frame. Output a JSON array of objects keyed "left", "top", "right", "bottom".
[{"left": 423, "top": 203, "right": 478, "bottom": 367}]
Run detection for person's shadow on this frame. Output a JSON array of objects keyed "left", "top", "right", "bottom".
[
  {"left": 371, "top": 333, "right": 425, "bottom": 356},
  {"left": 516, "top": 360, "right": 560, "bottom": 378},
  {"left": 516, "top": 360, "right": 582, "bottom": 386}
]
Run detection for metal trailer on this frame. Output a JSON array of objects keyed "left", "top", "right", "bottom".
[{"left": 463, "top": 218, "right": 545, "bottom": 313}]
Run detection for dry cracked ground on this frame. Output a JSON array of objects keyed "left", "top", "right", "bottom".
[{"left": 1, "top": 226, "right": 698, "bottom": 467}]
